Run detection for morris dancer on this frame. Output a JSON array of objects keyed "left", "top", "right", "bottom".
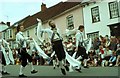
[
  {"left": 16, "top": 24, "right": 38, "bottom": 77},
  {"left": 50, "top": 52, "right": 59, "bottom": 69},
  {"left": 38, "top": 19, "right": 69, "bottom": 75},
  {"left": 0, "top": 39, "right": 10, "bottom": 75},
  {"left": 75, "top": 25, "right": 89, "bottom": 68}
]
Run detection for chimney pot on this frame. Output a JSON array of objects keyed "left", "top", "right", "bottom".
[
  {"left": 41, "top": 3, "right": 47, "bottom": 11},
  {"left": 6, "top": 22, "right": 10, "bottom": 26}
]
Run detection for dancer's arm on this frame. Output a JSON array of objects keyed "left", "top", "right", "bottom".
[
  {"left": 65, "top": 28, "right": 77, "bottom": 36},
  {"left": 36, "top": 18, "right": 52, "bottom": 39},
  {"left": 75, "top": 33, "right": 80, "bottom": 52}
]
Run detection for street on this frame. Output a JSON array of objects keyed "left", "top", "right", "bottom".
[{"left": 1, "top": 65, "right": 120, "bottom": 78}]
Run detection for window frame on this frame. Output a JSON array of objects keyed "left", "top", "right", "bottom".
[
  {"left": 87, "top": 31, "right": 99, "bottom": 41},
  {"left": 66, "top": 15, "right": 74, "bottom": 30},
  {"left": 7, "top": 30, "right": 9, "bottom": 39},
  {"left": 27, "top": 30, "right": 29, "bottom": 37},
  {"left": 9, "top": 29, "right": 12, "bottom": 38},
  {"left": 3, "top": 32, "right": 6, "bottom": 39},
  {"left": 91, "top": 6, "right": 100, "bottom": 23},
  {"left": 108, "top": 1, "right": 119, "bottom": 19},
  {"left": 35, "top": 27, "right": 37, "bottom": 35}
]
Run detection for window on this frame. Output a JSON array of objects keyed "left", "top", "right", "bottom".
[
  {"left": 91, "top": 6, "right": 100, "bottom": 23},
  {"left": 87, "top": 31, "right": 99, "bottom": 41},
  {"left": 35, "top": 27, "right": 37, "bottom": 35},
  {"left": 66, "top": 15, "right": 74, "bottom": 30},
  {"left": 3, "top": 32, "right": 6, "bottom": 39},
  {"left": 109, "top": 1, "right": 119, "bottom": 19},
  {"left": 9, "top": 29, "right": 12, "bottom": 38},
  {"left": 27, "top": 31, "right": 29, "bottom": 37},
  {"left": 7, "top": 30, "right": 9, "bottom": 39}
]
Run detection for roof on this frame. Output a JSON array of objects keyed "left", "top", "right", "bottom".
[
  {"left": 12, "top": 15, "right": 30, "bottom": 26},
  {"left": 0, "top": 22, "right": 6, "bottom": 25},
  {"left": 22, "top": 2, "right": 81, "bottom": 29}
]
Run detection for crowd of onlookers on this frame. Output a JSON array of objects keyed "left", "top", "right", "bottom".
[
  {"left": 11, "top": 35, "right": 120, "bottom": 67},
  {"left": 12, "top": 40, "right": 53, "bottom": 65},
  {"left": 90, "top": 35, "right": 120, "bottom": 67},
  {"left": 64, "top": 35, "right": 120, "bottom": 67}
]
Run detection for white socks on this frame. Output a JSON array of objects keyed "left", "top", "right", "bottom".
[
  {"left": 19, "top": 62, "right": 34, "bottom": 75},
  {"left": 69, "top": 65, "right": 74, "bottom": 72},
  {"left": 59, "top": 61, "right": 64, "bottom": 69},
  {"left": 84, "top": 59, "right": 87, "bottom": 66},
  {"left": 30, "top": 62, "right": 34, "bottom": 71},
  {"left": 19, "top": 65, "right": 24, "bottom": 75},
  {"left": 37, "top": 60, "right": 39, "bottom": 65},
  {"left": 53, "top": 60, "right": 56, "bottom": 67},
  {"left": 62, "top": 59, "right": 66, "bottom": 66},
  {"left": 2, "top": 65, "right": 7, "bottom": 72}
]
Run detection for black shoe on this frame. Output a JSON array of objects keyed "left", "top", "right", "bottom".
[
  {"left": 75, "top": 69, "right": 82, "bottom": 73},
  {"left": 2, "top": 71, "right": 10, "bottom": 75},
  {"left": 64, "top": 66, "right": 69, "bottom": 71},
  {"left": 4, "top": 72, "right": 10, "bottom": 75},
  {"left": 79, "top": 67, "right": 81, "bottom": 70},
  {"left": 53, "top": 67, "right": 55, "bottom": 69},
  {"left": 84, "top": 66, "right": 89, "bottom": 68},
  {"left": 57, "top": 65, "right": 59, "bottom": 67},
  {"left": 1, "top": 71, "right": 4, "bottom": 74},
  {"left": 31, "top": 70, "right": 38, "bottom": 74},
  {"left": 61, "top": 68, "right": 66, "bottom": 75},
  {"left": 19, "top": 74, "right": 27, "bottom": 77}
]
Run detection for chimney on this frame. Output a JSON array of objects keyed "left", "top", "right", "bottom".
[
  {"left": 0, "top": 21, "right": 5, "bottom": 24},
  {"left": 6, "top": 22, "right": 10, "bottom": 26},
  {"left": 41, "top": 3, "right": 47, "bottom": 11}
]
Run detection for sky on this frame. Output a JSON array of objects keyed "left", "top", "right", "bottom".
[
  {"left": 0, "top": 0, "right": 68, "bottom": 25},
  {"left": 0, "top": 0, "right": 119, "bottom": 25}
]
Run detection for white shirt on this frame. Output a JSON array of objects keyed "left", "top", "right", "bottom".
[
  {"left": 117, "top": 44, "right": 120, "bottom": 51},
  {"left": 104, "top": 49, "right": 112, "bottom": 56},
  {"left": 75, "top": 31, "right": 84, "bottom": 47},
  {"left": 16, "top": 31, "right": 28, "bottom": 48},
  {"left": 66, "top": 42, "right": 74, "bottom": 51},
  {"left": 53, "top": 34, "right": 60, "bottom": 39},
  {"left": 41, "top": 28, "right": 62, "bottom": 40}
]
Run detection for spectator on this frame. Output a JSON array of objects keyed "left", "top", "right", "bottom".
[
  {"left": 109, "top": 36, "right": 117, "bottom": 51},
  {"left": 99, "top": 35, "right": 106, "bottom": 47},
  {"left": 87, "top": 50, "right": 96, "bottom": 66},
  {"left": 115, "top": 37, "right": 120, "bottom": 66},
  {"left": 102, "top": 47, "right": 112, "bottom": 66},
  {"left": 93, "top": 37, "right": 101, "bottom": 50},
  {"left": 96, "top": 45, "right": 105, "bottom": 67},
  {"left": 66, "top": 37, "right": 75, "bottom": 56},
  {"left": 105, "top": 35, "right": 110, "bottom": 48},
  {"left": 109, "top": 52, "right": 116, "bottom": 67}
]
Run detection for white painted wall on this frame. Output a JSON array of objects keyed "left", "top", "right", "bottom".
[
  {"left": 83, "top": 1, "right": 119, "bottom": 37},
  {"left": 0, "top": 24, "right": 8, "bottom": 32},
  {"left": 0, "top": 24, "right": 8, "bottom": 39},
  {"left": 32, "top": 6, "right": 84, "bottom": 42},
  {"left": 23, "top": 6, "right": 84, "bottom": 44}
]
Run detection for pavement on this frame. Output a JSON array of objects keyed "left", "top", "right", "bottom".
[{"left": 1, "top": 65, "right": 120, "bottom": 78}]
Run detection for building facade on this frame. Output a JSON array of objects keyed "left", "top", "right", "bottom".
[
  {"left": 2, "top": 25, "right": 17, "bottom": 49},
  {"left": 1, "top": 2, "right": 84, "bottom": 48},
  {"left": 0, "top": 22, "right": 8, "bottom": 39},
  {"left": 83, "top": 0, "right": 120, "bottom": 40},
  {"left": 21, "top": 2, "right": 84, "bottom": 43}
]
